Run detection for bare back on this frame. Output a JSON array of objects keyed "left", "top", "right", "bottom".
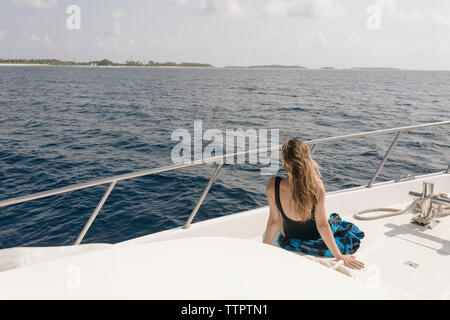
[{"left": 276, "top": 177, "right": 320, "bottom": 222}]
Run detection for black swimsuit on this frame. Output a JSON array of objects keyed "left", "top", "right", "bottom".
[{"left": 274, "top": 176, "right": 320, "bottom": 241}]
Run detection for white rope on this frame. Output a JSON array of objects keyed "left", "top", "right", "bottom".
[
  {"left": 354, "top": 193, "right": 450, "bottom": 221},
  {"left": 304, "top": 255, "right": 353, "bottom": 278}
]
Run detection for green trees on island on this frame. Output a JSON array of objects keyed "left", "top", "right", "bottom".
[
  {"left": 146, "top": 60, "right": 212, "bottom": 67},
  {"left": 94, "top": 59, "right": 115, "bottom": 66},
  {"left": 0, "top": 58, "right": 89, "bottom": 65},
  {"left": 0, "top": 58, "right": 213, "bottom": 68}
]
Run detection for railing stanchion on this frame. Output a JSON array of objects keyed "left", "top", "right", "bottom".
[
  {"left": 183, "top": 161, "right": 224, "bottom": 229},
  {"left": 74, "top": 181, "right": 117, "bottom": 245},
  {"left": 310, "top": 144, "right": 319, "bottom": 155},
  {"left": 367, "top": 131, "right": 402, "bottom": 188}
]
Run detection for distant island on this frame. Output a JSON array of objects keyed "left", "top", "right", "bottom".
[
  {"left": 0, "top": 58, "right": 214, "bottom": 68},
  {"left": 350, "top": 67, "right": 399, "bottom": 70},
  {"left": 225, "top": 65, "right": 306, "bottom": 69},
  {"left": 0, "top": 59, "right": 405, "bottom": 70}
]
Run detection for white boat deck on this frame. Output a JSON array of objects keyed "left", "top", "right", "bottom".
[
  {"left": 116, "top": 172, "right": 450, "bottom": 299},
  {"left": 342, "top": 203, "right": 449, "bottom": 299},
  {"left": 0, "top": 172, "right": 448, "bottom": 299}
]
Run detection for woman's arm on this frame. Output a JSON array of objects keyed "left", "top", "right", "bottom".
[
  {"left": 263, "top": 177, "right": 281, "bottom": 245},
  {"left": 315, "top": 180, "right": 365, "bottom": 270}
]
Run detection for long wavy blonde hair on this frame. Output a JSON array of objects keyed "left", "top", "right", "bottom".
[{"left": 281, "top": 138, "right": 321, "bottom": 221}]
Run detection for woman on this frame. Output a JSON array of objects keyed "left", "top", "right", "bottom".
[{"left": 263, "top": 138, "right": 365, "bottom": 270}]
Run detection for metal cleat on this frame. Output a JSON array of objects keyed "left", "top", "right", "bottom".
[{"left": 409, "top": 181, "right": 450, "bottom": 228}]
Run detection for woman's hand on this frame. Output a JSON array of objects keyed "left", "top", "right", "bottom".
[{"left": 337, "top": 255, "right": 365, "bottom": 270}]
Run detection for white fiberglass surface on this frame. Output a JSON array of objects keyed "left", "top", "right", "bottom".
[
  {"left": 0, "top": 237, "right": 389, "bottom": 299},
  {"left": 0, "top": 173, "right": 448, "bottom": 299}
]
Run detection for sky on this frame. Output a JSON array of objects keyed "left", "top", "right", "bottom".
[{"left": 1, "top": 0, "right": 450, "bottom": 69}]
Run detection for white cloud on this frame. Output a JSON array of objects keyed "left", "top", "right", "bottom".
[
  {"left": 316, "top": 32, "right": 328, "bottom": 48},
  {"left": 175, "top": 0, "right": 245, "bottom": 16},
  {"left": 263, "top": 0, "right": 344, "bottom": 19},
  {"left": 430, "top": 10, "right": 450, "bottom": 28},
  {"left": 202, "top": 0, "right": 243, "bottom": 16},
  {"left": 177, "top": 0, "right": 344, "bottom": 19},
  {"left": 436, "top": 38, "right": 450, "bottom": 55},
  {"left": 27, "top": 32, "right": 52, "bottom": 44},
  {"left": 346, "top": 31, "right": 396, "bottom": 54},
  {"left": 396, "top": 9, "right": 450, "bottom": 29},
  {"left": 97, "top": 10, "right": 136, "bottom": 52},
  {"left": 411, "top": 39, "right": 432, "bottom": 57},
  {"left": 43, "top": 34, "right": 51, "bottom": 44},
  {"left": 0, "top": 30, "right": 6, "bottom": 40},
  {"left": 111, "top": 9, "right": 124, "bottom": 21},
  {"left": 406, "top": 12, "right": 424, "bottom": 23},
  {"left": 28, "top": 33, "right": 41, "bottom": 41},
  {"left": 10, "top": 0, "right": 58, "bottom": 9},
  {"left": 111, "top": 10, "right": 125, "bottom": 38},
  {"left": 160, "top": 35, "right": 188, "bottom": 51},
  {"left": 374, "top": 0, "right": 396, "bottom": 14},
  {"left": 346, "top": 31, "right": 367, "bottom": 50},
  {"left": 172, "top": 0, "right": 190, "bottom": 4},
  {"left": 293, "top": 31, "right": 328, "bottom": 55},
  {"left": 65, "top": 40, "right": 80, "bottom": 51}
]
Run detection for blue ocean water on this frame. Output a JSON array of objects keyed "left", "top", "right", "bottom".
[{"left": 0, "top": 66, "right": 448, "bottom": 249}]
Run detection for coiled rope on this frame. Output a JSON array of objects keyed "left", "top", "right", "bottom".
[{"left": 354, "top": 193, "right": 450, "bottom": 221}]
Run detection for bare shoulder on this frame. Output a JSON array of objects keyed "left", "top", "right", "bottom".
[
  {"left": 315, "top": 177, "right": 326, "bottom": 197},
  {"left": 265, "top": 176, "right": 276, "bottom": 197}
]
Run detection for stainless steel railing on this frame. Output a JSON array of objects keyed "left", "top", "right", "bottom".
[{"left": 0, "top": 121, "right": 449, "bottom": 244}]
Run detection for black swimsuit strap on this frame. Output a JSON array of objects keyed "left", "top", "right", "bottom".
[{"left": 274, "top": 176, "right": 287, "bottom": 219}]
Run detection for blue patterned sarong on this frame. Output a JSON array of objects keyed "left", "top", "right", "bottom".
[{"left": 277, "top": 213, "right": 364, "bottom": 257}]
